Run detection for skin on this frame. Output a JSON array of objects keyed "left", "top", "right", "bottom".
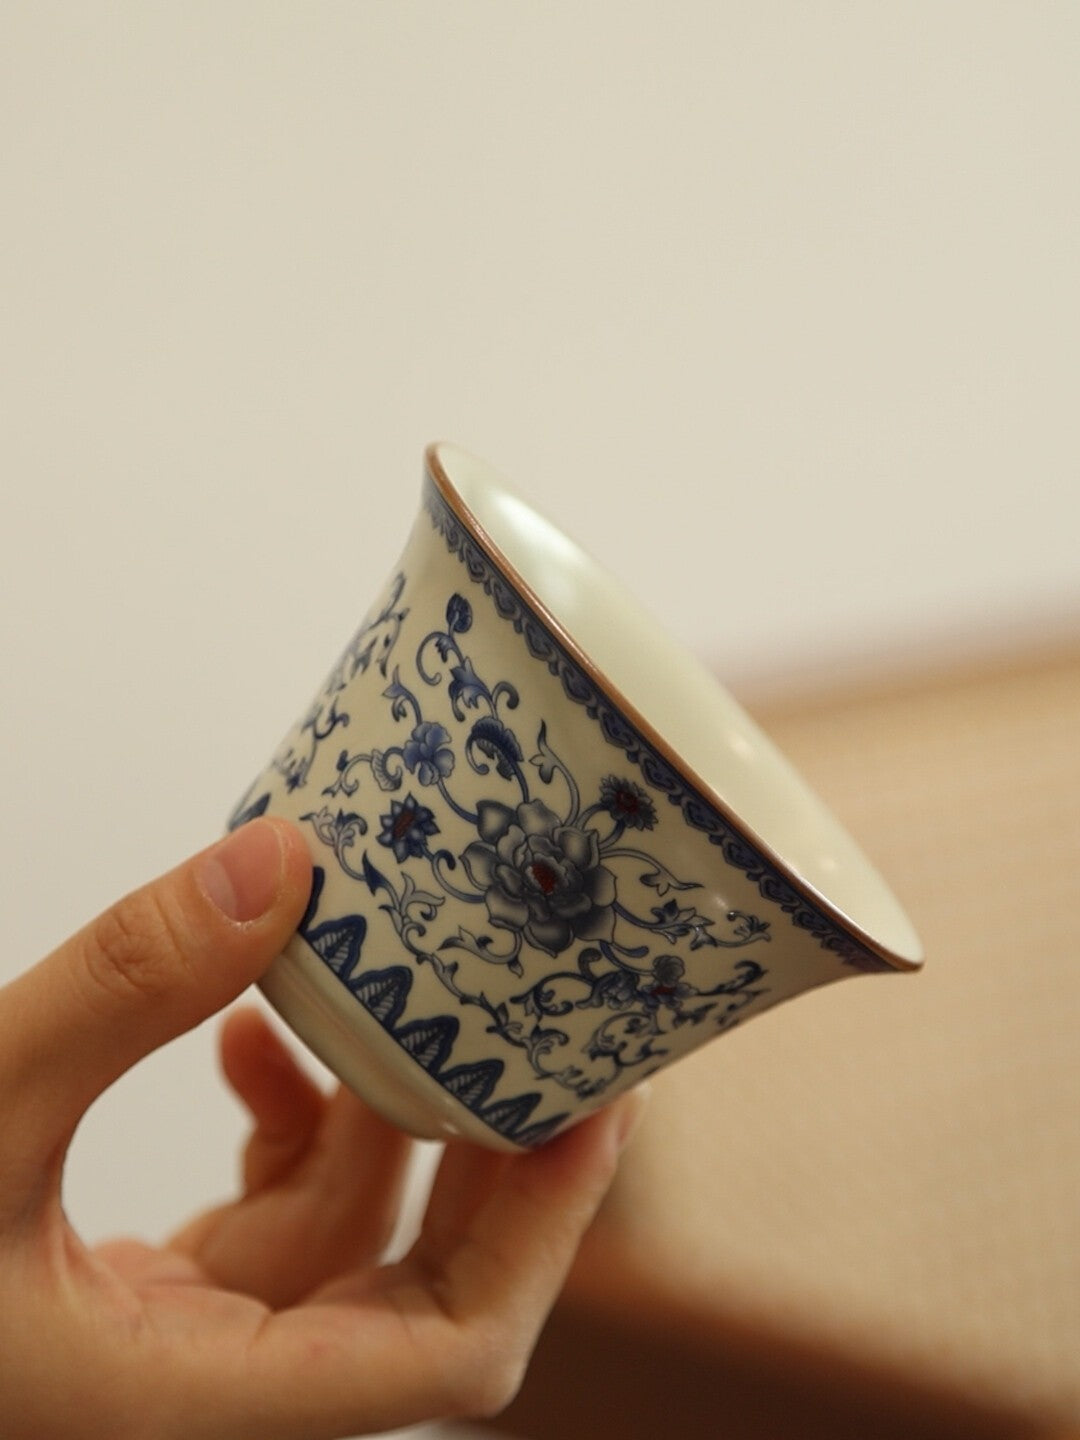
[{"left": 0, "top": 817, "right": 642, "bottom": 1440}]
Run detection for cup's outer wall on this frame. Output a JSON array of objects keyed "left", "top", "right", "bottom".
[{"left": 232, "top": 489, "right": 875, "bottom": 1150}]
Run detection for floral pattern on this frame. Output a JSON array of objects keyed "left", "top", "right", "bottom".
[
  {"left": 237, "top": 580, "right": 775, "bottom": 1145},
  {"left": 402, "top": 722, "right": 455, "bottom": 786},
  {"left": 462, "top": 799, "right": 617, "bottom": 956},
  {"left": 377, "top": 794, "right": 440, "bottom": 863},
  {"left": 599, "top": 775, "right": 657, "bottom": 831},
  {"left": 421, "top": 481, "right": 894, "bottom": 975},
  {"left": 235, "top": 479, "right": 890, "bottom": 1147},
  {"left": 270, "top": 574, "right": 409, "bottom": 794}
]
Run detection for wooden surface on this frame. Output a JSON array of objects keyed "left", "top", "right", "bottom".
[{"left": 489, "top": 644, "right": 1080, "bottom": 1438}]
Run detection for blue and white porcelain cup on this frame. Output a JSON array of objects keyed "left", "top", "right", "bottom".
[{"left": 229, "top": 444, "right": 923, "bottom": 1151}]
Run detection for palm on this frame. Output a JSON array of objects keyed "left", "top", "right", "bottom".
[
  {"left": 52, "top": 1008, "right": 619, "bottom": 1440},
  {"left": 60, "top": 1012, "right": 414, "bottom": 1432}
]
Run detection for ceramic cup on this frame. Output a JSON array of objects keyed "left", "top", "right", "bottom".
[{"left": 229, "top": 444, "right": 923, "bottom": 1151}]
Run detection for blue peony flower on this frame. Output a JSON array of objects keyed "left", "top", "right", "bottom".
[
  {"left": 402, "top": 721, "right": 455, "bottom": 786},
  {"left": 377, "top": 793, "right": 439, "bottom": 862},
  {"left": 461, "top": 799, "right": 617, "bottom": 957}
]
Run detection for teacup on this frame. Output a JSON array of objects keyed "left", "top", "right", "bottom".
[{"left": 229, "top": 444, "right": 922, "bottom": 1150}]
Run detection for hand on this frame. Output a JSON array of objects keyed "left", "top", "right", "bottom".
[{"left": 0, "top": 818, "right": 642, "bottom": 1440}]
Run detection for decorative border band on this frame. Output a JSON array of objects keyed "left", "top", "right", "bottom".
[
  {"left": 296, "top": 867, "right": 568, "bottom": 1148},
  {"left": 422, "top": 476, "right": 890, "bottom": 974}
]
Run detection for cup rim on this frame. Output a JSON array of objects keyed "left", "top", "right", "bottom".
[{"left": 424, "top": 442, "right": 923, "bottom": 972}]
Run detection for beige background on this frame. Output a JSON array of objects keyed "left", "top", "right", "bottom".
[{"left": 1, "top": 5, "right": 1078, "bottom": 1436}]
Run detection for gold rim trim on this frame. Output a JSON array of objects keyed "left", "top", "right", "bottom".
[{"left": 424, "top": 443, "right": 922, "bottom": 973}]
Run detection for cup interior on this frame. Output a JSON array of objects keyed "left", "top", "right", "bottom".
[{"left": 428, "top": 443, "right": 923, "bottom": 968}]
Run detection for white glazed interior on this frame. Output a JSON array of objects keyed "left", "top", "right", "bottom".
[{"left": 430, "top": 443, "right": 923, "bottom": 967}]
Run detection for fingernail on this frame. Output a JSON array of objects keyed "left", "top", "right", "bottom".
[
  {"left": 614, "top": 1083, "right": 651, "bottom": 1151},
  {"left": 198, "top": 820, "right": 285, "bottom": 923}
]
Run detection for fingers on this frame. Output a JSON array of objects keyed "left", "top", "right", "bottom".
[
  {"left": 172, "top": 1009, "right": 415, "bottom": 1308},
  {"left": 245, "top": 1091, "right": 646, "bottom": 1438},
  {"left": 219, "top": 1008, "right": 327, "bottom": 1193},
  {"left": 0, "top": 818, "right": 312, "bottom": 1199},
  {"left": 234, "top": 1088, "right": 414, "bottom": 1306},
  {"left": 407, "top": 1091, "right": 648, "bottom": 1351}
]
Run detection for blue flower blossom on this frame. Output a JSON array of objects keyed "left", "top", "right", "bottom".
[
  {"left": 599, "top": 776, "right": 657, "bottom": 831},
  {"left": 402, "top": 721, "right": 455, "bottom": 786},
  {"left": 644, "top": 954, "right": 692, "bottom": 1010},
  {"left": 377, "top": 793, "right": 439, "bottom": 862}
]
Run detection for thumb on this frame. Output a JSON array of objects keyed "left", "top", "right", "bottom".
[{"left": 0, "top": 817, "right": 312, "bottom": 1189}]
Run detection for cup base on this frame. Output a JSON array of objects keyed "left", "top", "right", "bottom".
[{"left": 258, "top": 938, "right": 526, "bottom": 1153}]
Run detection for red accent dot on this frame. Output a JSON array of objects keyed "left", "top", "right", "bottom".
[
  {"left": 393, "top": 808, "right": 415, "bottom": 840},
  {"left": 530, "top": 861, "right": 559, "bottom": 896}
]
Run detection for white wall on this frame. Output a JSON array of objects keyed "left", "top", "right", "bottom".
[{"left": 1, "top": 0, "right": 1076, "bottom": 1294}]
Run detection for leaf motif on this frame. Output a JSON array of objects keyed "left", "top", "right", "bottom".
[
  {"left": 649, "top": 898, "right": 716, "bottom": 947},
  {"left": 440, "top": 926, "right": 523, "bottom": 967},
  {"left": 362, "top": 852, "right": 390, "bottom": 895},
  {"left": 438, "top": 926, "right": 486, "bottom": 955},
  {"left": 528, "top": 1030, "right": 567, "bottom": 1062},
  {"left": 432, "top": 954, "right": 459, "bottom": 984},
  {"left": 727, "top": 909, "right": 771, "bottom": 943},
  {"left": 678, "top": 1003, "right": 717, "bottom": 1027},
  {"left": 335, "top": 810, "right": 368, "bottom": 846},
  {"left": 448, "top": 657, "right": 488, "bottom": 714},
  {"left": 300, "top": 805, "right": 341, "bottom": 847},
  {"left": 382, "top": 667, "right": 415, "bottom": 722},
  {"left": 349, "top": 636, "right": 377, "bottom": 678},
  {"left": 398, "top": 870, "right": 443, "bottom": 920},
  {"left": 529, "top": 721, "right": 560, "bottom": 784},
  {"left": 640, "top": 864, "right": 699, "bottom": 896},
  {"left": 305, "top": 913, "right": 368, "bottom": 981},
  {"left": 576, "top": 947, "right": 604, "bottom": 978},
  {"left": 469, "top": 717, "right": 523, "bottom": 778},
  {"left": 370, "top": 749, "right": 402, "bottom": 792}
]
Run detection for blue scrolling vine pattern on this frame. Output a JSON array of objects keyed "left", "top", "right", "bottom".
[
  {"left": 232, "top": 579, "right": 773, "bottom": 1146},
  {"left": 298, "top": 593, "right": 770, "bottom": 1106},
  {"left": 271, "top": 573, "right": 409, "bottom": 795},
  {"left": 230, "top": 479, "right": 890, "bottom": 1145},
  {"left": 420, "top": 479, "right": 892, "bottom": 974}
]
